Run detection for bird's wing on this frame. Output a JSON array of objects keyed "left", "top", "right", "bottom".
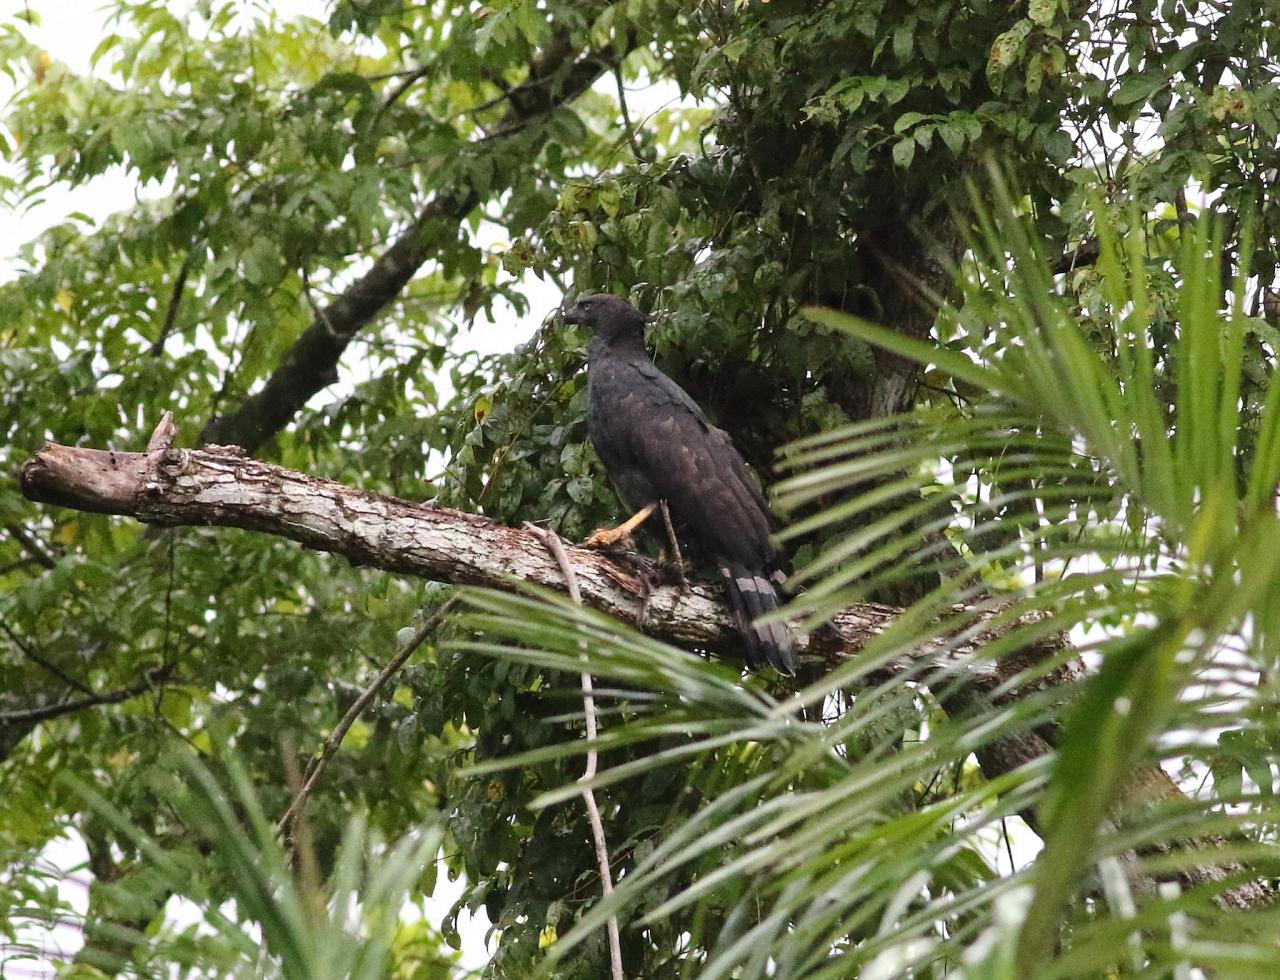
[{"left": 619, "top": 360, "right": 775, "bottom": 568}]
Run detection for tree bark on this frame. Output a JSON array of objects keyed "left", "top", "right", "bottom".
[
  {"left": 18, "top": 432, "right": 1005, "bottom": 677},
  {"left": 199, "top": 29, "right": 631, "bottom": 454}
]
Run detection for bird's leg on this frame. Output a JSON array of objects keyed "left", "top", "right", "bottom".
[
  {"left": 657, "top": 500, "right": 687, "bottom": 588},
  {"left": 584, "top": 502, "right": 656, "bottom": 550}
]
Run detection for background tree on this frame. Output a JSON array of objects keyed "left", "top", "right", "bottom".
[{"left": 2, "top": 1, "right": 1279, "bottom": 977}]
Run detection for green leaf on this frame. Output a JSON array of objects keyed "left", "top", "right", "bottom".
[
  {"left": 892, "top": 137, "right": 916, "bottom": 168},
  {"left": 893, "top": 111, "right": 927, "bottom": 134},
  {"left": 989, "top": 20, "right": 1032, "bottom": 70},
  {"left": 565, "top": 475, "right": 594, "bottom": 504},
  {"left": 938, "top": 122, "right": 965, "bottom": 153},
  {"left": 893, "top": 20, "right": 914, "bottom": 60},
  {"left": 1113, "top": 72, "right": 1167, "bottom": 106}
]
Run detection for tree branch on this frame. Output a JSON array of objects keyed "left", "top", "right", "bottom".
[
  {"left": 4, "top": 522, "right": 58, "bottom": 569},
  {"left": 1051, "top": 236, "right": 1101, "bottom": 275},
  {"left": 149, "top": 255, "right": 191, "bottom": 357},
  {"left": 275, "top": 597, "right": 458, "bottom": 845},
  {"left": 198, "top": 31, "right": 631, "bottom": 455},
  {"left": 0, "top": 616, "right": 95, "bottom": 695},
  {"left": 17, "top": 433, "right": 1020, "bottom": 678},
  {"left": 528, "top": 522, "right": 625, "bottom": 980},
  {"left": 0, "top": 665, "right": 175, "bottom": 724}
]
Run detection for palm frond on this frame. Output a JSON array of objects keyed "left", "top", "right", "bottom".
[
  {"left": 448, "top": 196, "right": 1280, "bottom": 976},
  {"left": 63, "top": 752, "right": 444, "bottom": 979}
]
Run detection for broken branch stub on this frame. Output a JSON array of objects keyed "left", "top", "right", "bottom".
[{"left": 16, "top": 422, "right": 1049, "bottom": 682}]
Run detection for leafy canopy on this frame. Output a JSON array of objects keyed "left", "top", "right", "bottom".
[{"left": 2, "top": 0, "right": 1279, "bottom": 977}]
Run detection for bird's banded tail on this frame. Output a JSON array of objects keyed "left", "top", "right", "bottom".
[{"left": 720, "top": 562, "right": 796, "bottom": 675}]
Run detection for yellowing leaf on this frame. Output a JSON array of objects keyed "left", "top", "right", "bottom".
[
  {"left": 343, "top": 719, "right": 372, "bottom": 750},
  {"left": 54, "top": 520, "right": 78, "bottom": 545},
  {"left": 989, "top": 20, "right": 1032, "bottom": 70},
  {"left": 538, "top": 925, "right": 557, "bottom": 949},
  {"left": 55, "top": 289, "right": 73, "bottom": 313},
  {"left": 107, "top": 749, "right": 136, "bottom": 770},
  {"left": 1028, "top": 0, "right": 1057, "bottom": 27}
]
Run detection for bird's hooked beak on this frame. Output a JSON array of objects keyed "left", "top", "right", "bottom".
[{"left": 561, "top": 302, "right": 585, "bottom": 325}]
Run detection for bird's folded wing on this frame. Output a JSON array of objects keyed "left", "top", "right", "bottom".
[{"left": 620, "top": 361, "right": 775, "bottom": 569}]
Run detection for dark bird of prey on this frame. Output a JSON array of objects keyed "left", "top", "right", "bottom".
[{"left": 562, "top": 293, "right": 797, "bottom": 675}]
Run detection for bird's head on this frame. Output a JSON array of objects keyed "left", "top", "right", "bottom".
[{"left": 561, "top": 293, "right": 646, "bottom": 347}]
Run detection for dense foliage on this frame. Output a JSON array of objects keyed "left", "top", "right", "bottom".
[{"left": 2, "top": 1, "right": 1279, "bottom": 977}]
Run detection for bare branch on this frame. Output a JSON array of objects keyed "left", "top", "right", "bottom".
[
  {"left": 0, "top": 616, "right": 93, "bottom": 695},
  {"left": 276, "top": 597, "right": 458, "bottom": 844},
  {"left": 1051, "top": 237, "right": 1101, "bottom": 275},
  {"left": 0, "top": 665, "right": 175, "bottom": 724},
  {"left": 150, "top": 257, "right": 191, "bottom": 357},
  {"left": 198, "top": 31, "right": 633, "bottom": 455},
  {"left": 528, "top": 522, "right": 624, "bottom": 980},
  {"left": 17, "top": 435, "right": 1004, "bottom": 675},
  {"left": 380, "top": 64, "right": 432, "bottom": 109},
  {"left": 4, "top": 522, "right": 58, "bottom": 569},
  {"left": 146, "top": 410, "right": 177, "bottom": 453}
]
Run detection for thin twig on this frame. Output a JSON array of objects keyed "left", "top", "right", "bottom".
[
  {"left": 150, "top": 256, "right": 191, "bottom": 357},
  {"left": 0, "top": 556, "right": 40, "bottom": 576},
  {"left": 1051, "top": 237, "right": 1100, "bottom": 275},
  {"left": 275, "top": 596, "right": 458, "bottom": 844},
  {"left": 300, "top": 267, "right": 342, "bottom": 342},
  {"left": 279, "top": 733, "right": 324, "bottom": 910},
  {"left": 367, "top": 64, "right": 433, "bottom": 137},
  {"left": 525, "top": 522, "right": 625, "bottom": 980},
  {"left": 362, "top": 66, "right": 426, "bottom": 81},
  {"left": 0, "top": 617, "right": 93, "bottom": 695},
  {"left": 657, "top": 500, "right": 685, "bottom": 584},
  {"left": 381, "top": 64, "right": 431, "bottom": 109},
  {"left": 0, "top": 665, "right": 175, "bottom": 723},
  {"left": 614, "top": 65, "right": 643, "bottom": 161},
  {"left": 4, "top": 523, "right": 57, "bottom": 570}
]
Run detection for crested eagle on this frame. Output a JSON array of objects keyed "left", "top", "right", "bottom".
[{"left": 562, "top": 293, "right": 796, "bottom": 675}]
